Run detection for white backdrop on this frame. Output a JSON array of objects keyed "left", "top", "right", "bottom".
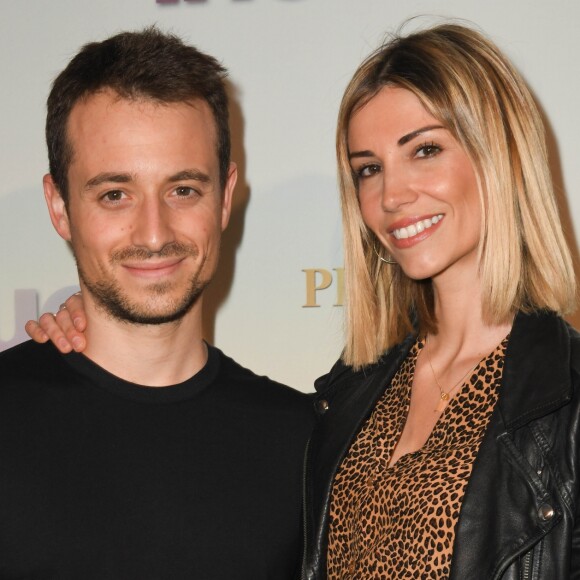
[{"left": 1, "top": 0, "right": 579, "bottom": 392}]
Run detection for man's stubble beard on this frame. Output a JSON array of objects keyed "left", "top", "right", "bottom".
[{"left": 75, "top": 242, "right": 211, "bottom": 325}]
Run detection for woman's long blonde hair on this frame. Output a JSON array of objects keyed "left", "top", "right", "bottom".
[{"left": 339, "top": 23, "right": 576, "bottom": 368}]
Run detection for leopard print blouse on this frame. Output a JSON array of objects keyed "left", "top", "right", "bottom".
[{"left": 327, "top": 336, "right": 507, "bottom": 579}]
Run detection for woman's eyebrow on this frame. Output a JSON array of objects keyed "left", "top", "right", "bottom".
[{"left": 398, "top": 124, "right": 444, "bottom": 146}]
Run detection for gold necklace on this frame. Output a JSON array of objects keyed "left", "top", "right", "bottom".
[{"left": 424, "top": 335, "right": 481, "bottom": 413}]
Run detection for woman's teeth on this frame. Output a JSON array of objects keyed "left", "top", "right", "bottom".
[{"left": 392, "top": 215, "right": 443, "bottom": 240}]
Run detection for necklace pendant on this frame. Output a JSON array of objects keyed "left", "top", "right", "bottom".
[{"left": 440, "top": 392, "right": 449, "bottom": 401}]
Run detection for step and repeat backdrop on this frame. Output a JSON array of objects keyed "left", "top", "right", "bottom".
[{"left": 1, "top": 0, "right": 579, "bottom": 391}]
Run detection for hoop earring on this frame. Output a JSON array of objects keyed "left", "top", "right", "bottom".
[{"left": 373, "top": 244, "right": 397, "bottom": 264}]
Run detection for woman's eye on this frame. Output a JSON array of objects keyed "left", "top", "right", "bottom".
[
  {"left": 356, "top": 164, "right": 381, "bottom": 178},
  {"left": 415, "top": 142, "right": 441, "bottom": 158}
]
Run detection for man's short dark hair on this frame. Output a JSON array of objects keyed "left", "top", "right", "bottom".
[{"left": 46, "top": 26, "right": 230, "bottom": 204}]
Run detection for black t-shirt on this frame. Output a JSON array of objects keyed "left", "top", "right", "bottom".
[{"left": 0, "top": 341, "right": 314, "bottom": 579}]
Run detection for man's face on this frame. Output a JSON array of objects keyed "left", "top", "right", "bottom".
[{"left": 44, "top": 90, "right": 236, "bottom": 325}]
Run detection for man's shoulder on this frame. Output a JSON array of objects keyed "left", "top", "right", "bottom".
[
  {"left": 0, "top": 340, "right": 66, "bottom": 386},
  {"left": 210, "top": 345, "right": 314, "bottom": 411}
]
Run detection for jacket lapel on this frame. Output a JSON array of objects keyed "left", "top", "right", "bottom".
[
  {"left": 306, "top": 333, "right": 416, "bottom": 573},
  {"left": 450, "top": 311, "right": 572, "bottom": 578}
]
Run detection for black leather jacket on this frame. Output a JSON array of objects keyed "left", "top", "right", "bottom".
[{"left": 302, "top": 311, "right": 580, "bottom": 579}]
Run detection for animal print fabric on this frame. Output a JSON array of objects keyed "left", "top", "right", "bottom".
[{"left": 327, "top": 336, "right": 508, "bottom": 579}]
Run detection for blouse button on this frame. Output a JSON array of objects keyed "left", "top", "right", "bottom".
[
  {"left": 317, "top": 399, "right": 329, "bottom": 414},
  {"left": 538, "top": 503, "right": 555, "bottom": 521}
]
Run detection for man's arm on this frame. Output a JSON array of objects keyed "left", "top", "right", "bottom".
[{"left": 25, "top": 293, "right": 87, "bottom": 353}]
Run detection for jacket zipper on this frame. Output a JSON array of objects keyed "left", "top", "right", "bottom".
[
  {"left": 301, "top": 437, "right": 311, "bottom": 580},
  {"left": 521, "top": 551, "right": 532, "bottom": 580}
]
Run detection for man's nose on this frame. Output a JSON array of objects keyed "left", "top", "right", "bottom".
[{"left": 131, "top": 197, "right": 174, "bottom": 252}]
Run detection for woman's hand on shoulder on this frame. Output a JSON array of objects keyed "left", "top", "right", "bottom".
[{"left": 25, "top": 292, "right": 87, "bottom": 353}]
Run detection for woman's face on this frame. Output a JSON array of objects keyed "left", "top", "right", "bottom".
[{"left": 348, "top": 86, "right": 481, "bottom": 284}]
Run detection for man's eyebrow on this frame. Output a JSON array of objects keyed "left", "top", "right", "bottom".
[
  {"left": 397, "top": 125, "right": 444, "bottom": 146},
  {"left": 168, "top": 169, "right": 211, "bottom": 184},
  {"left": 85, "top": 173, "right": 132, "bottom": 189},
  {"left": 83, "top": 169, "right": 212, "bottom": 190}
]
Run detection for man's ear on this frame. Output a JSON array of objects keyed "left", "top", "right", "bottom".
[
  {"left": 221, "top": 162, "right": 237, "bottom": 231},
  {"left": 43, "top": 174, "right": 72, "bottom": 242}
]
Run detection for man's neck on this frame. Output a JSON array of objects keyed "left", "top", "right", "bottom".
[{"left": 81, "top": 298, "right": 207, "bottom": 387}]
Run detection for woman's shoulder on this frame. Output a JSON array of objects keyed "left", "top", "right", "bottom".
[
  {"left": 314, "top": 356, "right": 362, "bottom": 395},
  {"left": 565, "top": 320, "right": 580, "bottom": 374},
  {"left": 314, "top": 332, "right": 417, "bottom": 396}
]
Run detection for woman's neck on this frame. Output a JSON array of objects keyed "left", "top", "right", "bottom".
[{"left": 428, "top": 271, "right": 512, "bottom": 358}]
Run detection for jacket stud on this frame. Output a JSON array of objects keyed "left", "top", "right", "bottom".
[{"left": 538, "top": 503, "right": 555, "bottom": 521}]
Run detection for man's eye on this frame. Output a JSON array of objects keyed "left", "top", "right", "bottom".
[
  {"left": 174, "top": 186, "right": 197, "bottom": 197},
  {"left": 356, "top": 164, "right": 381, "bottom": 178},
  {"left": 415, "top": 142, "right": 441, "bottom": 158},
  {"left": 102, "top": 190, "right": 125, "bottom": 202}
]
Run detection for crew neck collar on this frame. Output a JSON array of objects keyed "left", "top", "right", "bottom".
[{"left": 61, "top": 343, "right": 220, "bottom": 404}]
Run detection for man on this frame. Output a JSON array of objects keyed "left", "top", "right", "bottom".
[{"left": 0, "top": 28, "right": 313, "bottom": 578}]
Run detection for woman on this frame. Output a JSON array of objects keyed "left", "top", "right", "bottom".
[
  {"left": 302, "top": 23, "right": 579, "bottom": 579},
  {"left": 29, "top": 23, "right": 579, "bottom": 579}
]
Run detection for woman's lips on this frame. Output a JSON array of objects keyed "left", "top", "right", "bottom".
[
  {"left": 390, "top": 214, "right": 443, "bottom": 239},
  {"left": 388, "top": 214, "right": 444, "bottom": 249}
]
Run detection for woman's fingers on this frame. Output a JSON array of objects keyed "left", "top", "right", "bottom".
[{"left": 24, "top": 292, "right": 87, "bottom": 353}]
